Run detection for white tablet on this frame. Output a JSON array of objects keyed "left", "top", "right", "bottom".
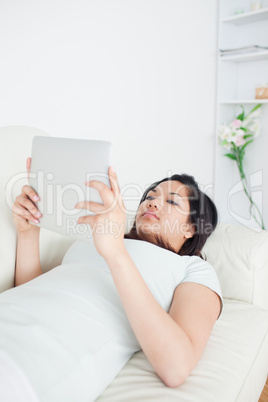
[{"left": 29, "top": 136, "right": 112, "bottom": 242}]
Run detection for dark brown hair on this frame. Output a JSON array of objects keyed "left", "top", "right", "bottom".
[{"left": 124, "top": 174, "right": 218, "bottom": 259}]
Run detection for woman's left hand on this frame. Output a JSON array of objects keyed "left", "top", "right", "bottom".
[{"left": 75, "top": 167, "right": 126, "bottom": 259}]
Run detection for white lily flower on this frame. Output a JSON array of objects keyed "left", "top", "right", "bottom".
[
  {"left": 241, "top": 120, "right": 248, "bottom": 129},
  {"left": 218, "top": 125, "right": 232, "bottom": 141},
  {"left": 233, "top": 128, "right": 245, "bottom": 137},
  {"left": 249, "top": 121, "right": 261, "bottom": 137},
  {"left": 233, "top": 135, "right": 246, "bottom": 147},
  {"left": 247, "top": 108, "right": 262, "bottom": 120},
  {"left": 223, "top": 142, "right": 232, "bottom": 150},
  {"left": 244, "top": 119, "right": 260, "bottom": 131}
]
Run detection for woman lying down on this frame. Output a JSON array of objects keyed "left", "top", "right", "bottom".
[{"left": 0, "top": 162, "right": 223, "bottom": 402}]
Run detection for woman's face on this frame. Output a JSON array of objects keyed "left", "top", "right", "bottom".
[{"left": 135, "top": 180, "right": 194, "bottom": 252}]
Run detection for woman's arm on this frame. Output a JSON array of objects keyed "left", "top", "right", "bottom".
[
  {"left": 103, "top": 247, "right": 220, "bottom": 387},
  {"left": 15, "top": 230, "right": 42, "bottom": 287},
  {"left": 76, "top": 168, "right": 221, "bottom": 387},
  {"left": 12, "top": 159, "right": 43, "bottom": 286}
]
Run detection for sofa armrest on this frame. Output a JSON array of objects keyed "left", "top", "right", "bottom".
[{"left": 0, "top": 126, "right": 75, "bottom": 293}]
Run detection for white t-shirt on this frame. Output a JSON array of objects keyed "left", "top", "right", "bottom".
[{"left": 0, "top": 239, "right": 223, "bottom": 402}]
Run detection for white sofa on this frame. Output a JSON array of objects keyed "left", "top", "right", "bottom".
[{"left": 1, "top": 126, "right": 268, "bottom": 402}]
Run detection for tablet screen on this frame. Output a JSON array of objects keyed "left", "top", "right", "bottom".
[{"left": 29, "top": 136, "right": 112, "bottom": 242}]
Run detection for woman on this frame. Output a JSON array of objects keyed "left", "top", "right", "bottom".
[{"left": 1, "top": 160, "right": 222, "bottom": 402}]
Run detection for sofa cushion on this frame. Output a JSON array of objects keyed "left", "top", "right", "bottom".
[
  {"left": 203, "top": 223, "right": 268, "bottom": 310},
  {"left": 97, "top": 300, "right": 268, "bottom": 402}
]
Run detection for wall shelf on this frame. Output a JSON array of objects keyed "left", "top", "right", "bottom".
[
  {"left": 222, "top": 7, "right": 268, "bottom": 25},
  {"left": 220, "top": 99, "right": 268, "bottom": 104},
  {"left": 220, "top": 50, "right": 268, "bottom": 62},
  {"left": 215, "top": 0, "right": 268, "bottom": 229}
]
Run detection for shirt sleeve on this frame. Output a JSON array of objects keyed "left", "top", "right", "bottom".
[{"left": 180, "top": 256, "right": 223, "bottom": 319}]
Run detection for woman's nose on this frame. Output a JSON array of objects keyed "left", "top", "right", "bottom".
[{"left": 148, "top": 200, "right": 160, "bottom": 209}]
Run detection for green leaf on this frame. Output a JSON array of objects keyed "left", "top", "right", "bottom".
[
  {"left": 236, "top": 105, "right": 245, "bottom": 121},
  {"left": 246, "top": 103, "right": 262, "bottom": 118},
  {"left": 240, "top": 139, "right": 254, "bottom": 153},
  {"left": 243, "top": 134, "right": 254, "bottom": 139},
  {"left": 224, "top": 153, "right": 237, "bottom": 160},
  {"left": 237, "top": 111, "right": 244, "bottom": 121}
]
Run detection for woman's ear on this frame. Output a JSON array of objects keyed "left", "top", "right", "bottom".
[{"left": 184, "top": 224, "right": 195, "bottom": 239}]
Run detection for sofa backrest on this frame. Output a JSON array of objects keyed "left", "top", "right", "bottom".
[{"left": 203, "top": 223, "right": 268, "bottom": 311}]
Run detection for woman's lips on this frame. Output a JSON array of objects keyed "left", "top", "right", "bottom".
[{"left": 142, "top": 212, "right": 159, "bottom": 219}]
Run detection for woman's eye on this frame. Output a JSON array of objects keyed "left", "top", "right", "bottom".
[
  {"left": 167, "top": 200, "right": 179, "bottom": 206},
  {"left": 145, "top": 196, "right": 154, "bottom": 200}
]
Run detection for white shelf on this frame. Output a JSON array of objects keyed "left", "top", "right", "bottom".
[
  {"left": 215, "top": 0, "right": 268, "bottom": 230},
  {"left": 220, "top": 50, "right": 268, "bottom": 62},
  {"left": 222, "top": 7, "right": 268, "bottom": 25},
  {"left": 220, "top": 99, "right": 268, "bottom": 104}
]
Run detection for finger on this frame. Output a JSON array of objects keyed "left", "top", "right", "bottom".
[
  {"left": 16, "top": 195, "right": 42, "bottom": 218},
  {"left": 85, "top": 180, "right": 113, "bottom": 205},
  {"left": 26, "top": 157, "right": 31, "bottom": 180},
  {"left": 21, "top": 185, "right": 40, "bottom": 203},
  {"left": 75, "top": 201, "right": 106, "bottom": 214},
  {"left": 108, "top": 167, "right": 120, "bottom": 197},
  {"left": 12, "top": 204, "right": 40, "bottom": 224},
  {"left": 108, "top": 167, "right": 127, "bottom": 213}
]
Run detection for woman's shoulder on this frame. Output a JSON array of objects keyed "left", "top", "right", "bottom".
[
  {"left": 179, "top": 254, "right": 223, "bottom": 314},
  {"left": 180, "top": 254, "right": 219, "bottom": 280}
]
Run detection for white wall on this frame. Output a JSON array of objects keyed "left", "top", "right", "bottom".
[{"left": 0, "top": 0, "right": 218, "bottom": 215}]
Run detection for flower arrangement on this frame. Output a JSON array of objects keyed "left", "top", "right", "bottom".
[{"left": 218, "top": 103, "right": 265, "bottom": 230}]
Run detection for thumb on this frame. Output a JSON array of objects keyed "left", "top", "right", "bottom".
[{"left": 26, "top": 157, "right": 31, "bottom": 180}]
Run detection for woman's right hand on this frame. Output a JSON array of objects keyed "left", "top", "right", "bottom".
[{"left": 12, "top": 157, "right": 42, "bottom": 234}]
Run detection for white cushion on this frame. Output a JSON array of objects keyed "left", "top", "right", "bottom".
[
  {"left": 97, "top": 300, "right": 268, "bottom": 402},
  {"left": 203, "top": 223, "right": 268, "bottom": 310}
]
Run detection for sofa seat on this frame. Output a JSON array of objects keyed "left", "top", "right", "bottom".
[{"left": 97, "top": 299, "right": 268, "bottom": 402}]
